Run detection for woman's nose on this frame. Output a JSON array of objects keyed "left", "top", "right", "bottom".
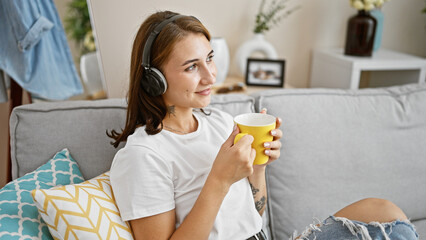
[{"left": 200, "top": 62, "right": 216, "bottom": 85}]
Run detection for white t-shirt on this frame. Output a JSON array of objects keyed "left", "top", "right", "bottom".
[{"left": 110, "top": 107, "right": 262, "bottom": 239}]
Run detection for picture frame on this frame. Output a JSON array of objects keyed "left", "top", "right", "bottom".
[{"left": 245, "top": 58, "right": 285, "bottom": 87}]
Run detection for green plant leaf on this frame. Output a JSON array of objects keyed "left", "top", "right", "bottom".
[
  {"left": 253, "top": 0, "right": 300, "bottom": 34},
  {"left": 64, "top": 0, "right": 94, "bottom": 55}
]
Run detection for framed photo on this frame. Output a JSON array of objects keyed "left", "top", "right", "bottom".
[{"left": 245, "top": 58, "right": 285, "bottom": 87}]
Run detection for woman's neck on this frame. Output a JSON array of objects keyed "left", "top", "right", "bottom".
[{"left": 162, "top": 105, "right": 198, "bottom": 134}]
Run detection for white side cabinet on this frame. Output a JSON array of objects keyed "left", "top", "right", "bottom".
[{"left": 310, "top": 48, "right": 426, "bottom": 89}]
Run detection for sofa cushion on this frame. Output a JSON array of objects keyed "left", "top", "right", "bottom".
[
  {"left": 252, "top": 83, "right": 426, "bottom": 239},
  {"left": 412, "top": 219, "right": 426, "bottom": 239},
  {"left": 9, "top": 95, "right": 254, "bottom": 181},
  {"left": 209, "top": 93, "right": 255, "bottom": 114},
  {"left": 0, "top": 148, "right": 84, "bottom": 239},
  {"left": 9, "top": 99, "right": 128, "bottom": 180},
  {"left": 32, "top": 171, "right": 133, "bottom": 240}
]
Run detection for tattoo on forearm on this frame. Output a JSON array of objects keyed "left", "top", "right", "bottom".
[
  {"left": 167, "top": 105, "right": 176, "bottom": 117},
  {"left": 255, "top": 196, "right": 266, "bottom": 212},
  {"left": 250, "top": 183, "right": 266, "bottom": 212},
  {"left": 250, "top": 183, "right": 259, "bottom": 196}
]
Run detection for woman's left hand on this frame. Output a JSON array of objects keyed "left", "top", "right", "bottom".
[{"left": 257, "top": 108, "right": 282, "bottom": 167}]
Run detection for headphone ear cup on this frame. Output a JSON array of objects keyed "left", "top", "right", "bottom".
[
  {"left": 141, "top": 68, "right": 168, "bottom": 96},
  {"left": 150, "top": 68, "right": 168, "bottom": 94}
]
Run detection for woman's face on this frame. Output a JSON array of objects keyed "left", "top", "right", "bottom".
[{"left": 161, "top": 33, "right": 216, "bottom": 110}]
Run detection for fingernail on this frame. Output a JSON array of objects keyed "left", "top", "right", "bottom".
[
  {"left": 271, "top": 130, "right": 277, "bottom": 136},
  {"left": 261, "top": 108, "right": 267, "bottom": 113},
  {"left": 265, "top": 150, "right": 270, "bottom": 155},
  {"left": 233, "top": 124, "right": 237, "bottom": 131},
  {"left": 264, "top": 142, "right": 270, "bottom": 148}
]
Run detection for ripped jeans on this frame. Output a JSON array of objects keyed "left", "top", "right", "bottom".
[{"left": 290, "top": 216, "right": 419, "bottom": 240}]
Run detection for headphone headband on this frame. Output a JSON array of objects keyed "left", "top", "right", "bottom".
[
  {"left": 141, "top": 14, "right": 185, "bottom": 69},
  {"left": 140, "top": 14, "right": 202, "bottom": 96}
]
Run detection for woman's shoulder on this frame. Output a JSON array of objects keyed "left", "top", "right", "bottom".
[
  {"left": 112, "top": 128, "right": 165, "bottom": 165},
  {"left": 112, "top": 139, "right": 158, "bottom": 166},
  {"left": 110, "top": 137, "right": 171, "bottom": 179},
  {"left": 126, "top": 126, "right": 162, "bottom": 147}
]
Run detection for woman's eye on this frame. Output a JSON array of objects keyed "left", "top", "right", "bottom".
[
  {"left": 186, "top": 64, "right": 197, "bottom": 71},
  {"left": 207, "top": 55, "right": 214, "bottom": 62}
]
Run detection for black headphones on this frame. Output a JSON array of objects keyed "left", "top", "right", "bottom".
[{"left": 141, "top": 14, "right": 185, "bottom": 96}]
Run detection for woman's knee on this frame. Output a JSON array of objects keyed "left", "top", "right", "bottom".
[{"left": 334, "top": 198, "right": 408, "bottom": 223}]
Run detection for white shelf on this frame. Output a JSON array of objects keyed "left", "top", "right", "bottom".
[{"left": 310, "top": 48, "right": 426, "bottom": 89}]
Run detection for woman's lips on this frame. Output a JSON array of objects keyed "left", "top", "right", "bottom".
[{"left": 196, "top": 88, "right": 211, "bottom": 95}]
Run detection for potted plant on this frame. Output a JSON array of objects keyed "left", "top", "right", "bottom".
[
  {"left": 64, "top": 0, "right": 105, "bottom": 99},
  {"left": 344, "top": 0, "right": 391, "bottom": 57},
  {"left": 235, "top": 0, "right": 300, "bottom": 76},
  {"left": 64, "top": 0, "right": 96, "bottom": 55},
  {"left": 253, "top": 0, "right": 300, "bottom": 34}
]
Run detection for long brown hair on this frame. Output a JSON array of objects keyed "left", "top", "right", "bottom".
[{"left": 107, "top": 11, "right": 211, "bottom": 148}]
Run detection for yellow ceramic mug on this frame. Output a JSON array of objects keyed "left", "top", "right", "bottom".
[{"left": 234, "top": 113, "right": 276, "bottom": 165}]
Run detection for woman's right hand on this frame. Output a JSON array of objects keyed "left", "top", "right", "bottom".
[{"left": 210, "top": 125, "right": 256, "bottom": 188}]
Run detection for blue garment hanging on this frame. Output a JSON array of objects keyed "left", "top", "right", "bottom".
[{"left": 0, "top": 0, "right": 83, "bottom": 100}]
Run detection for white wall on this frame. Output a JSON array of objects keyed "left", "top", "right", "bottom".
[{"left": 88, "top": 0, "right": 426, "bottom": 98}]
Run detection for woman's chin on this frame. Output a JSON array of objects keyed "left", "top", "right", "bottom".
[{"left": 194, "top": 96, "right": 211, "bottom": 109}]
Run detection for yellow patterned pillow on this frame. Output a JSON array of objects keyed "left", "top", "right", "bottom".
[{"left": 31, "top": 171, "right": 133, "bottom": 239}]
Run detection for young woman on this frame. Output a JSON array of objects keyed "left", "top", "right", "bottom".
[{"left": 108, "top": 10, "right": 418, "bottom": 240}]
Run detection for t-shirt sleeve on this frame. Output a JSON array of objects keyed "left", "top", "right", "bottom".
[{"left": 110, "top": 145, "right": 175, "bottom": 221}]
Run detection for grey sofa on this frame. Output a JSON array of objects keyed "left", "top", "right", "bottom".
[{"left": 10, "top": 83, "right": 426, "bottom": 239}]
